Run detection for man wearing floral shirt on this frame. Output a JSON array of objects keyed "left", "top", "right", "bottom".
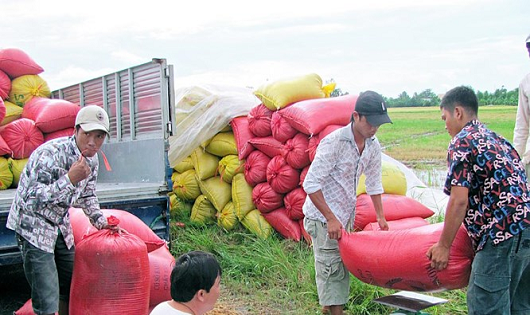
[
  {"left": 427, "top": 86, "right": 530, "bottom": 314},
  {"left": 7, "top": 105, "right": 114, "bottom": 315},
  {"left": 303, "top": 91, "right": 391, "bottom": 315}
]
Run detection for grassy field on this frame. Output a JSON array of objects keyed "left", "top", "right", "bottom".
[{"left": 171, "top": 105, "right": 517, "bottom": 315}]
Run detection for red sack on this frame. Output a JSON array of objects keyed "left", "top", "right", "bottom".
[
  {"left": 363, "top": 217, "right": 429, "bottom": 231},
  {"left": 284, "top": 187, "right": 306, "bottom": 220},
  {"left": 148, "top": 245, "right": 176, "bottom": 307},
  {"left": 308, "top": 124, "right": 343, "bottom": 161},
  {"left": 354, "top": 194, "right": 434, "bottom": 231},
  {"left": 248, "top": 136, "right": 283, "bottom": 158},
  {"left": 299, "top": 219, "right": 311, "bottom": 245},
  {"left": 44, "top": 127, "right": 75, "bottom": 142},
  {"left": 22, "top": 97, "right": 80, "bottom": 133},
  {"left": 252, "top": 182, "right": 284, "bottom": 213},
  {"left": 69, "top": 207, "right": 166, "bottom": 252},
  {"left": 266, "top": 155, "right": 300, "bottom": 194},
  {"left": 0, "top": 134, "right": 11, "bottom": 156},
  {"left": 247, "top": 104, "right": 273, "bottom": 137},
  {"left": 0, "top": 48, "right": 44, "bottom": 79},
  {"left": 279, "top": 94, "right": 357, "bottom": 135},
  {"left": 230, "top": 116, "right": 255, "bottom": 160},
  {"left": 0, "top": 69, "right": 11, "bottom": 99},
  {"left": 299, "top": 165, "right": 309, "bottom": 187},
  {"left": 69, "top": 227, "right": 150, "bottom": 315},
  {"left": 0, "top": 97, "right": 7, "bottom": 127},
  {"left": 338, "top": 223, "right": 474, "bottom": 292},
  {"left": 271, "top": 111, "right": 297, "bottom": 143},
  {"left": 262, "top": 207, "right": 301, "bottom": 241},
  {"left": 244, "top": 150, "right": 271, "bottom": 187},
  {"left": 0, "top": 118, "right": 44, "bottom": 159},
  {"left": 282, "top": 133, "right": 310, "bottom": 169}
]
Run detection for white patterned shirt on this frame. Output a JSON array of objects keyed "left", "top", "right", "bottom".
[
  {"left": 6, "top": 136, "right": 107, "bottom": 253},
  {"left": 302, "top": 123, "right": 384, "bottom": 227}
]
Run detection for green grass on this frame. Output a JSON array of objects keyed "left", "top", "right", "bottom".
[{"left": 169, "top": 105, "right": 517, "bottom": 314}]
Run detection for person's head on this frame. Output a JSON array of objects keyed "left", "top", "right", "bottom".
[
  {"left": 171, "top": 251, "right": 222, "bottom": 314},
  {"left": 526, "top": 33, "right": 530, "bottom": 58},
  {"left": 351, "top": 90, "right": 392, "bottom": 139},
  {"left": 74, "top": 105, "right": 109, "bottom": 157},
  {"left": 439, "top": 86, "right": 478, "bottom": 137}
]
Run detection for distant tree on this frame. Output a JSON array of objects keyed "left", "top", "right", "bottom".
[{"left": 325, "top": 78, "right": 349, "bottom": 97}]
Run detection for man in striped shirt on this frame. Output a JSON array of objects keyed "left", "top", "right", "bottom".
[{"left": 303, "top": 91, "right": 391, "bottom": 315}]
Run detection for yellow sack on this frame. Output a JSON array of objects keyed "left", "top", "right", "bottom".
[
  {"left": 173, "top": 156, "right": 194, "bottom": 173},
  {"left": 232, "top": 173, "right": 255, "bottom": 220},
  {"left": 169, "top": 193, "right": 193, "bottom": 219},
  {"left": 218, "top": 201, "right": 239, "bottom": 231},
  {"left": 205, "top": 132, "right": 237, "bottom": 157},
  {"left": 8, "top": 74, "right": 51, "bottom": 107},
  {"left": 241, "top": 209, "right": 273, "bottom": 240},
  {"left": 254, "top": 73, "right": 327, "bottom": 111},
  {"left": 173, "top": 169, "right": 201, "bottom": 201},
  {"left": 1, "top": 100, "right": 23, "bottom": 126},
  {"left": 198, "top": 176, "right": 232, "bottom": 212},
  {"left": 0, "top": 157, "right": 13, "bottom": 190},
  {"left": 218, "top": 155, "right": 244, "bottom": 184},
  {"left": 191, "top": 148, "right": 219, "bottom": 180},
  {"left": 8, "top": 157, "right": 27, "bottom": 188},
  {"left": 357, "top": 161, "right": 407, "bottom": 196},
  {"left": 190, "top": 195, "right": 217, "bottom": 224}
]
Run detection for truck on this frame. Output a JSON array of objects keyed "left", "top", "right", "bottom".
[{"left": 0, "top": 58, "right": 175, "bottom": 266}]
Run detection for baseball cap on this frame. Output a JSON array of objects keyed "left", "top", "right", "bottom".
[
  {"left": 354, "top": 90, "right": 392, "bottom": 126},
  {"left": 75, "top": 105, "right": 110, "bottom": 134}
]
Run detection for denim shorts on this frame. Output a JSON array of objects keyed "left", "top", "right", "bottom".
[
  {"left": 467, "top": 228, "right": 530, "bottom": 315},
  {"left": 17, "top": 232, "right": 75, "bottom": 315},
  {"left": 304, "top": 217, "right": 349, "bottom": 307}
]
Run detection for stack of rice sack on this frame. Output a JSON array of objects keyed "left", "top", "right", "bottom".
[
  {"left": 231, "top": 73, "right": 439, "bottom": 243},
  {"left": 0, "top": 47, "right": 80, "bottom": 190},
  {"left": 168, "top": 85, "right": 276, "bottom": 239}
]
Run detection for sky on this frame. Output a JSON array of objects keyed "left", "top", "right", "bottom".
[{"left": 1, "top": 0, "right": 529, "bottom": 98}]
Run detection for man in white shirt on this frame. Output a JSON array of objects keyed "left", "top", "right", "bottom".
[
  {"left": 302, "top": 90, "right": 391, "bottom": 315},
  {"left": 513, "top": 33, "right": 530, "bottom": 175}
]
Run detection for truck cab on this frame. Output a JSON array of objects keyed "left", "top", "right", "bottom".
[{"left": 0, "top": 58, "right": 175, "bottom": 265}]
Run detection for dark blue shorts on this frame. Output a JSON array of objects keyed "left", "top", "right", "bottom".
[{"left": 17, "top": 232, "right": 74, "bottom": 315}]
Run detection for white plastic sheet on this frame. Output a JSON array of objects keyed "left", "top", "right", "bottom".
[{"left": 168, "top": 84, "right": 261, "bottom": 168}]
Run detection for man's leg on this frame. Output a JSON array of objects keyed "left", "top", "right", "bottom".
[
  {"left": 511, "top": 229, "right": 530, "bottom": 315},
  {"left": 17, "top": 234, "right": 60, "bottom": 315},
  {"left": 55, "top": 232, "right": 74, "bottom": 315},
  {"left": 304, "top": 218, "right": 348, "bottom": 315}
]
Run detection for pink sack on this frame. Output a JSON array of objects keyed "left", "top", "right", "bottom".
[
  {"left": 22, "top": 97, "right": 80, "bottom": 133},
  {"left": 0, "top": 97, "right": 6, "bottom": 128},
  {"left": 299, "top": 165, "right": 309, "bottom": 187},
  {"left": 0, "top": 69, "right": 11, "bottom": 99},
  {"left": 338, "top": 223, "right": 474, "bottom": 292},
  {"left": 0, "top": 134, "right": 11, "bottom": 156},
  {"left": 266, "top": 155, "right": 300, "bottom": 194},
  {"left": 148, "top": 245, "right": 176, "bottom": 308},
  {"left": 248, "top": 136, "right": 284, "bottom": 158},
  {"left": 362, "top": 217, "right": 429, "bottom": 231},
  {"left": 247, "top": 104, "right": 273, "bottom": 137},
  {"left": 354, "top": 194, "right": 435, "bottom": 231},
  {"left": 279, "top": 94, "right": 357, "bottom": 135},
  {"left": 284, "top": 187, "right": 306, "bottom": 220},
  {"left": 0, "top": 118, "right": 44, "bottom": 159},
  {"left": 282, "top": 132, "right": 310, "bottom": 169},
  {"left": 271, "top": 111, "right": 297, "bottom": 143},
  {"left": 0, "top": 48, "right": 44, "bottom": 79},
  {"left": 230, "top": 116, "right": 255, "bottom": 160},
  {"left": 262, "top": 207, "right": 301, "bottom": 241},
  {"left": 44, "top": 127, "right": 75, "bottom": 142},
  {"left": 244, "top": 150, "right": 271, "bottom": 187},
  {"left": 252, "top": 182, "right": 284, "bottom": 213}
]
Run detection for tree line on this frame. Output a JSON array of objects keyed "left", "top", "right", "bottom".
[{"left": 330, "top": 85, "right": 519, "bottom": 107}]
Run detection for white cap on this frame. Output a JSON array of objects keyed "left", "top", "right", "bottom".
[{"left": 75, "top": 105, "right": 110, "bottom": 134}]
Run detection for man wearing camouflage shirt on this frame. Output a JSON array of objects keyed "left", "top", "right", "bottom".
[{"left": 7, "top": 105, "right": 113, "bottom": 315}]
